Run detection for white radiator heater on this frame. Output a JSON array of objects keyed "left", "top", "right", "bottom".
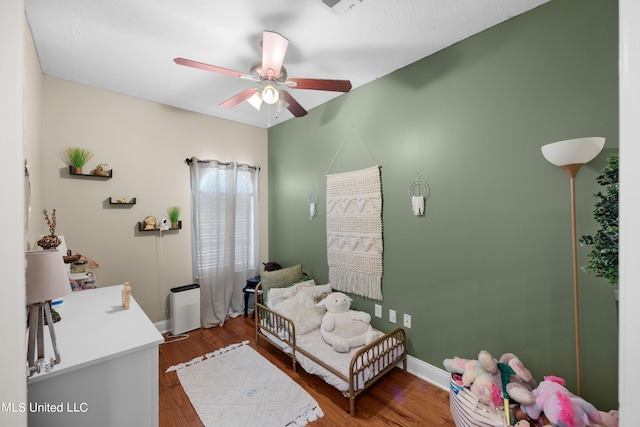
[{"left": 169, "top": 284, "right": 201, "bottom": 335}]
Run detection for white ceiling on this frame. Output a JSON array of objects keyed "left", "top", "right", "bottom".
[{"left": 25, "top": 0, "right": 549, "bottom": 129}]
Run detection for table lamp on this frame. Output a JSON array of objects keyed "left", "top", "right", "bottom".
[{"left": 26, "top": 250, "right": 71, "bottom": 376}]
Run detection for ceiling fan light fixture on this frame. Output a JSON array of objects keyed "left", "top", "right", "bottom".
[
  {"left": 275, "top": 97, "right": 288, "bottom": 113},
  {"left": 262, "top": 84, "right": 279, "bottom": 104},
  {"left": 246, "top": 91, "right": 263, "bottom": 110}
]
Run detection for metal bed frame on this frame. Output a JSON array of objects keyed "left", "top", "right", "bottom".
[{"left": 254, "top": 296, "right": 407, "bottom": 417}]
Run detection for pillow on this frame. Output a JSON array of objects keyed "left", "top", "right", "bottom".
[
  {"left": 260, "top": 264, "right": 304, "bottom": 306},
  {"left": 272, "top": 290, "right": 326, "bottom": 335},
  {"left": 267, "top": 279, "right": 315, "bottom": 308},
  {"left": 299, "top": 283, "right": 332, "bottom": 305}
]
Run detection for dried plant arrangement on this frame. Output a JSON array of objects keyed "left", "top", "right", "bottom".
[{"left": 36, "top": 209, "right": 62, "bottom": 250}]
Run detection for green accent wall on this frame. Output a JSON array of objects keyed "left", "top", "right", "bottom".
[{"left": 268, "top": 0, "right": 618, "bottom": 410}]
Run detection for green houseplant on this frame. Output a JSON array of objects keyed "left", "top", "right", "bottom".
[
  {"left": 167, "top": 206, "right": 181, "bottom": 228},
  {"left": 579, "top": 153, "right": 619, "bottom": 286},
  {"left": 66, "top": 147, "right": 93, "bottom": 174}
]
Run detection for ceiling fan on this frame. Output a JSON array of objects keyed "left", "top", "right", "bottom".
[{"left": 174, "top": 30, "right": 352, "bottom": 118}]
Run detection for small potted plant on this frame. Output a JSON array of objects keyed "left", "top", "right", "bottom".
[
  {"left": 65, "top": 147, "right": 93, "bottom": 174},
  {"left": 167, "top": 206, "right": 181, "bottom": 229}
]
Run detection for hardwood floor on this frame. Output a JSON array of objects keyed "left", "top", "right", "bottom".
[{"left": 159, "top": 315, "right": 456, "bottom": 427}]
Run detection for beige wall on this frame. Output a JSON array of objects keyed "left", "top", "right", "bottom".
[{"left": 40, "top": 78, "right": 268, "bottom": 323}]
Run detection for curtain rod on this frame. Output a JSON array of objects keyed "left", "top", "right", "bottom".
[{"left": 185, "top": 158, "right": 259, "bottom": 171}]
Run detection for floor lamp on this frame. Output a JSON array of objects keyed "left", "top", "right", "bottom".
[
  {"left": 541, "top": 136, "right": 605, "bottom": 396},
  {"left": 26, "top": 250, "right": 71, "bottom": 376}
]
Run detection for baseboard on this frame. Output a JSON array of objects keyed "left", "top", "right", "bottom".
[
  {"left": 404, "top": 354, "right": 450, "bottom": 391},
  {"left": 154, "top": 319, "right": 169, "bottom": 334}
]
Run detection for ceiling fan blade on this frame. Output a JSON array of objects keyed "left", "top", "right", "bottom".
[
  {"left": 285, "top": 78, "right": 352, "bottom": 92},
  {"left": 280, "top": 90, "right": 307, "bottom": 117},
  {"left": 220, "top": 88, "right": 259, "bottom": 108},
  {"left": 174, "top": 58, "right": 253, "bottom": 80},
  {"left": 261, "top": 31, "right": 288, "bottom": 80}
]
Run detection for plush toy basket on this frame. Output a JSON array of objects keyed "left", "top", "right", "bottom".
[{"left": 449, "top": 374, "right": 508, "bottom": 427}]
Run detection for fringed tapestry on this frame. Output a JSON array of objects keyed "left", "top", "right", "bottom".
[{"left": 326, "top": 166, "right": 383, "bottom": 300}]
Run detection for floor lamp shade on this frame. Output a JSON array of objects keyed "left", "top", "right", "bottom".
[
  {"left": 541, "top": 137, "right": 605, "bottom": 167},
  {"left": 26, "top": 250, "right": 70, "bottom": 304}
]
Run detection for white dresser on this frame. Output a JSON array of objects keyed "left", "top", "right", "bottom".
[{"left": 27, "top": 285, "right": 164, "bottom": 427}]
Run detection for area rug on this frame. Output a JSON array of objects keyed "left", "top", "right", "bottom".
[
  {"left": 326, "top": 165, "right": 383, "bottom": 300},
  {"left": 166, "top": 341, "right": 323, "bottom": 427}
]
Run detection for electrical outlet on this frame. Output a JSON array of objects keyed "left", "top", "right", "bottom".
[
  {"left": 403, "top": 313, "right": 412, "bottom": 328},
  {"left": 389, "top": 309, "right": 396, "bottom": 323},
  {"left": 374, "top": 304, "right": 382, "bottom": 318}
]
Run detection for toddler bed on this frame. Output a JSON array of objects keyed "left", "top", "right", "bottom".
[{"left": 252, "top": 265, "right": 406, "bottom": 417}]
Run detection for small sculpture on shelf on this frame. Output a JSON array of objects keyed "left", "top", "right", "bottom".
[
  {"left": 116, "top": 197, "right": 127, "bottom": 203},
  {"left": 92, "top": 163, "right": 110, "bottom": 177},
  {"left": 36, "top": 209, "right": 62, "bottom": 249},
  {"left": 143, "top": 216, "right": 157, "bottom": 230}
]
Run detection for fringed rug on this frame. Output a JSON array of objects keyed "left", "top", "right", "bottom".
[
  {"left": 166, "top": 341, "right": 323, "bottom": 427},
  {"left": 326, "top": 165, "right": 383, "bottom": 300}
]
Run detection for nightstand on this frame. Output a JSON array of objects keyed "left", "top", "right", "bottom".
[{"left": 243, "top": 275, "right": 261, "bottom": 318}]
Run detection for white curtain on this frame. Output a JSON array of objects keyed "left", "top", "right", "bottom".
[{"left": 189, "top": 158, "right": 260, "bottom": 327}]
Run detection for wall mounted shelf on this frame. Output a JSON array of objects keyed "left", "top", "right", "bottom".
[
  {"left": 137, "top": 220, "right": 181, "bottom": 232},
  {"left": 109, "top": 197, "right": 136, "bottom": 205},
  {"left": 69, "top": 165, "right": 112, "bottom": 179}
]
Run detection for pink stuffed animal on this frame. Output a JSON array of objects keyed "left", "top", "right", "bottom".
[
  {"left": 521, "top": 376, "right": 602, "bottom": 427},
  {"left": 443, "top": 356, "right": 496, "bottom": 407},
  {"left": 589, "top": 410, "right": 618, "bottom": 427}
]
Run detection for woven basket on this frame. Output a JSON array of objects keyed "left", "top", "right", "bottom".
[{"left": 449, "top": 374, "right": 508, "bottom": 427}]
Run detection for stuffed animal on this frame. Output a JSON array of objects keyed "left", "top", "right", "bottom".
[
  {"left": 521, "top": 376, "right": 602, "bottom": 427},
  {"left": 317, "top": 292, "right": 379, "bottom": 353},
  {"left": 589, "top": 410, "right": 618, "bottom": 427},
  {"left": 443, "top": 356, "right": 496, "bottom": 407},
  {"left": 478, "top": 350, "right": 537, "bottom": 406}
]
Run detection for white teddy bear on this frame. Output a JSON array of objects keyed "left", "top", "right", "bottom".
[{"left": 317, "top": 291, "right": 380, "bottom": 353}]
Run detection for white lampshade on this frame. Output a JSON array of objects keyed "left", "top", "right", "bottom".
[
  {"left": 246, "top": 91, "right": 263, "bottom": 111},
  {"left": 541, "top": 137, "right": 605, "bottom": 166},
  {"left": 26, "top": 250, "right": 71, "bottom": 304}
]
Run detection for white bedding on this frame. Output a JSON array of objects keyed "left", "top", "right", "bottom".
[{"left": 260, "top": 322, "right": 404, "bottom": 393}]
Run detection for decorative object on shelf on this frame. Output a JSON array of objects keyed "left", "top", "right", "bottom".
[
  {"left": 68, "top": 165, "right": 112, "bottom": 179},
  {"left": 579, "top": 152, "right": 619, "bottom": 287},
  {"left": 36, "top": 209, "right": 62, "bottom": 249},
  {"left": 138, "top": 220, "right": 182, "bottom": 232},
  {"left": 92, "top": 163, "right": 110, "bottom": 177},
  {"left": 308, "top": 188, "right": 317, "bottom": 220},
  {"left": 26, "top": 249, "right": 72, "bottom": 376},
  {"left": 65, "top": 147, "right": 93, "bottom": 174},
  {"left": 541, "top": 136, "right": 605, "bottom": 396},
  {"left": 167, "top": 206, "right": 182, "bottom": 228},
  {"left": 108, "top": 197, "right": 136, "bottom": 205},
  {"left": 408, "top": 173, "right": 430, "bottom": 217},
  {"left": 143, "top": 215, "right": 157, "bottom": 230}
]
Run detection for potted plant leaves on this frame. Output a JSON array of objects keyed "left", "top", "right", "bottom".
[
  {"left": 580, "top": 153, "right": 619, "bottom": 289},
  {"left": 167, "top": 206, "right": 181, "bottom": 229},
  {"left": 65, "top": 147, "right": 93, "bottom": 174}
]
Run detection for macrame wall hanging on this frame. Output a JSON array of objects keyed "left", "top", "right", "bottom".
[{"left": 325, "top": 126, "right": 383, "bottom": 300}]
